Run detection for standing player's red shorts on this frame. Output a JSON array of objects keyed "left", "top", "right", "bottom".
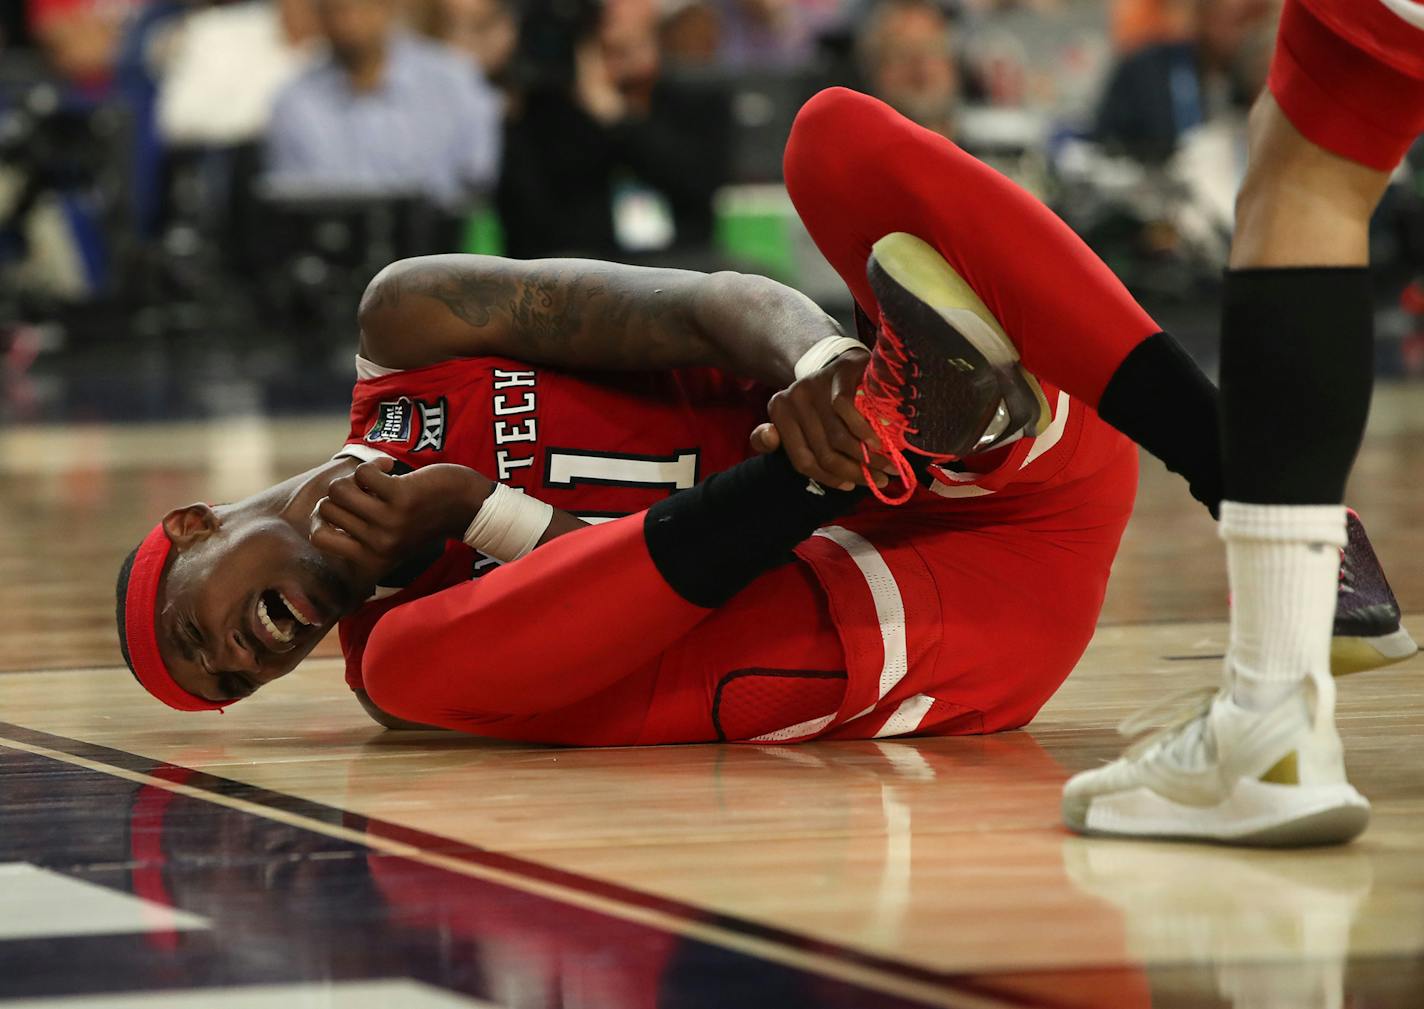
[{"left": 1268, "top": 0, "right": 1424, "bottom": 170}]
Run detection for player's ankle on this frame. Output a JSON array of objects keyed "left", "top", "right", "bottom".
[{"left": 1229, "top": 669, "right": 1304, "bottom": 712}]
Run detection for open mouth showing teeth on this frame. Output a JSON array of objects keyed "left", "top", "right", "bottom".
[{"left": 257, "top": 589, "right": 313, "bottom": 647}]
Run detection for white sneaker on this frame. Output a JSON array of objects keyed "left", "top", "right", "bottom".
[{"left": 1061, "top": 674, "right": 1370, "bottom": 846}]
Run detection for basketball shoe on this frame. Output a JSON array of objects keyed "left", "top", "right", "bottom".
[
  {"left": 1061, "top": 670, "right": 1371, "bottom": 846},
  {"left": 1332, "top": 508, "right": 1418, "bottom": 674},
  {"left": 856, "top": 232, "right": 1049, "bottom": 503}
]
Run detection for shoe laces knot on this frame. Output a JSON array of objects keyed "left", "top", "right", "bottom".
[{"left": 855, "top": 322, "right": 947, "bottom": 506}]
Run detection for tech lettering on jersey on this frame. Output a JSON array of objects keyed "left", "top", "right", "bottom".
[
  {"left": 475, "top": 367, "right": 541, "bottom": 579},
  {"left": 492, "top": 368, "right": 539, "bottom": 481}
]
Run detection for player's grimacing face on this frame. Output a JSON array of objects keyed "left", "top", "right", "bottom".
[{"left": 155, "top": 513, "right": 356, "bottom": 703}]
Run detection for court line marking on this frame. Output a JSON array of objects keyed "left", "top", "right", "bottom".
[
  {"left": 0, "top": 730, "right": 1026, "bottom": 1009},
  {"left": 0, "top": 862, "right": 210, "bottom": 940}
]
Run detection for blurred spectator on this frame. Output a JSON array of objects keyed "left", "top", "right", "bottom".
[
  {"left": 961, "top": 0, "right": 1063, "bottom": 10},
  {"left": 856, "top": 0, "right": 959, "bottom": 140},
  {"left": 265, "top": 0, "right": 500, "bottom": 207},
  {"left": 3, "top": 3, "right": 35, "bottom": 50},
  {"left": 158, "top": 0, "right": 318, "bottom": 146},
  {"left": 953, "top": 0, "right": 1109, "bottom": 119},
  {"left": 498, "top": 0, "right": 732, "bottom": 258},
  {"left": 26, "top": 0, "right": 138, "bottom": 96},
  {"left": 1111, "top": 0, "right": 1192, "bottom": 51},
  {"left": 660, "top": 0, "right": 720, "bottom": 70},
  {"left": 113, "top": 0, "right": 203, "bottom": 235},
  {"left": 440, "top": 0, "right": 519, "bottom": 91},
  {"left": 400, "top": 0, "right": 447, "bottom": 37},
  {"left": 14, "top": 0, "right": 165, "bottom": 292},
  {"left": 712, "top": 0, "right": 834, "bottom": 70},
  {"left": 1166, "top": 5, "right": 1274, "bottom": 260},
  {"left": 1093, "top": 0, "right": 1277, "bottom": 162}
]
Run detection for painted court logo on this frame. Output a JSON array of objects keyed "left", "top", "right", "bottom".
[{"left": 364, "top": 396, "right": 448, "bottom": 452}]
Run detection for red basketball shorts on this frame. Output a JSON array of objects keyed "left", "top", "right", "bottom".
[
  {"left": 407, "top": 462, "right": 1136, "bottom": 748},
  {"left": 1269, "top": 0, "right": 1424, "bottom": 170}
]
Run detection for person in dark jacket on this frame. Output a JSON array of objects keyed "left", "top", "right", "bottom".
[
  {"left": 1093, "top": 0, "right": 1276, "bottom": 162},
  {"left": 498, "top": 0, "right": 732, "bottom": 259}
]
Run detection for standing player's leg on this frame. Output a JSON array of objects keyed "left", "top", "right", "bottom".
[
  {"left": 1217, "top": 0, "right": 1424, "bottom": 691},
  {"left": 1064, "top": 0, "right": 1424, "bottom": 845},
  {"left": 1218, "top": 89, "right": 1391, "bottom": 708}
]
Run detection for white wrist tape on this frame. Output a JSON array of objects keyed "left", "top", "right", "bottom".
[
  {"left": 793, "top": 335, "right": 867, "bottom": 381},
  {"left": 462, "top": 483, "right": 555, "bottom": 563}
]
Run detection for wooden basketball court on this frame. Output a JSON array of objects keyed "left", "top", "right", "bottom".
[{"left": 2, "top": 388, "right": 1422, "bottom": 1009}]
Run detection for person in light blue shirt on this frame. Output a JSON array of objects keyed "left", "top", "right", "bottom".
[{"left": 266, "top": 0, "right": 500, "bottom": 208}]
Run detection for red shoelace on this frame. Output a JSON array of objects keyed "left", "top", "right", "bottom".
[{"left": 854, "top": 321, "right": 954, "bottom": 506}]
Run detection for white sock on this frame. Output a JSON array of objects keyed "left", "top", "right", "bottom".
[{"left": 1219, "top": 502, "right": 1346, "bottom": 711}]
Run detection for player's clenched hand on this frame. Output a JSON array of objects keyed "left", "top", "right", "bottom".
[
  {"left": 309, "top": 459, "right": 491, "bottom": 581},
  {"left": 755, "top": 350, "right": 896, "bottom": 491}
]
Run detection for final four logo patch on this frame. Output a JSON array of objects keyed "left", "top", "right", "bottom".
[
  {"left": 365, "top": 397, "right": 413, "bottom": 445},
  {"left": 364, "top": 396, "right": 447, "bottom": 452}
]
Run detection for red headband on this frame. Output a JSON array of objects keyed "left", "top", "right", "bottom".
[{"left": 125, "top": 524, "right": 227, "bottom": 712}]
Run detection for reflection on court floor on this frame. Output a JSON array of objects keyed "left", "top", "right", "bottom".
[{"left": 2, "top": 402, "right": 1423, "bottom": 1008}]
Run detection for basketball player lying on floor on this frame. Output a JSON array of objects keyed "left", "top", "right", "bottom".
[{"left": 115, "top": 89, "right": 1415, "bottom": 744}]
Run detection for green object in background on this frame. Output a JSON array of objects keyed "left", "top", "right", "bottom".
[
  {"left": 463, "top": 208, "right": 505, "bottom": 256},
  {"left": 714, "top": 185, "right": 797, "bottom": 282},
  {"left": 463, "top": 188, "right": 803, "bottom": 278}
]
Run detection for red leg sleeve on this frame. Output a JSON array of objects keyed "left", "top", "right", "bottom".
[
  {"left": 784, "top": 88, "right": 1162, "bottom": 408},
  {"left": 361, "top": 515, "right": 710, "bottom": 725}
]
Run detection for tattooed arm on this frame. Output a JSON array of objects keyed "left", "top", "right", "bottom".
[{"left": 356, "top": 254, "right": 846, "bottom": 388}]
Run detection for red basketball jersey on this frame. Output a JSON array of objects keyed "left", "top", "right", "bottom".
[{"left": 336, "top": 355, "right": 768, "bottom": 689}]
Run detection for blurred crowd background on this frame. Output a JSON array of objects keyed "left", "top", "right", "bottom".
[{"left": 2, "top": 0, "right": 1423, "bottom": 422}]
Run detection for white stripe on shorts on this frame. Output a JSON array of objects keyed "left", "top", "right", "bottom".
[{"left": 812, "top": 525, "right": 909, "bottom": 701}]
